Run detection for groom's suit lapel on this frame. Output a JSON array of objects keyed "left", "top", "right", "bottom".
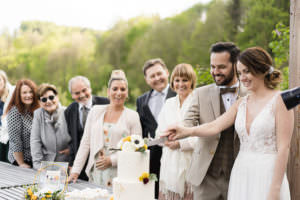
[{"left": 209, "top": 85, "right": 221, "bottom": 119}]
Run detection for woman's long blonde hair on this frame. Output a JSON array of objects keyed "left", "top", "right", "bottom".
[{"left": 0, "top": 70, "right": 10, "bottom": 102}]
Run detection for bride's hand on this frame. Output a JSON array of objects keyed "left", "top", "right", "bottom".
[{"left": 162, "top": 124, "right": 193, "bottom": 140}]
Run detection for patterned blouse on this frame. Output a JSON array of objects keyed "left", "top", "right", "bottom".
[
  {"left": 91, "top": 122, "right": 117, "bottom": 187},
  {"left": 7, "top": 106, "right": 33, "bottom": 163}
]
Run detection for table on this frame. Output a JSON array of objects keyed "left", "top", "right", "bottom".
[{"left": 0, "top": 161, "right": 110, "bottom": 200}]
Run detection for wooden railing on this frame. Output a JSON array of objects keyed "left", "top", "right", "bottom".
[{"left": 288, "top": 1, "right": 300, "bottom": 200}]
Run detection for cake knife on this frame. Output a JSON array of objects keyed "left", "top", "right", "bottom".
[{"left": 147, "top": 136, "right": 168, "bottom": 147}]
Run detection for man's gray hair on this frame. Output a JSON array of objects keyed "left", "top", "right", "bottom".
[{"left": 68, "top": 76, "right": 91, "bottom": 93}]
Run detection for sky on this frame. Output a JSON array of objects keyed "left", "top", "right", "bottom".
[{"left": 0, "top": 0, "right": 211, "bottom": 32}]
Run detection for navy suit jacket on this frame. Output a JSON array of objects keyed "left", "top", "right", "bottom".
[{"left": 136, "top": 87, "right": 176, "bottom": 197}]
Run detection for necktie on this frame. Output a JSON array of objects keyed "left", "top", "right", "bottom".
[
  {"left": 153, "top": 92, "right": 164, "bottom": 120},
  {"left": 220, "top": 87, "right": 237, "bottom": 95},
  {"left": 82, "top": 106, "right": 89, "bottom": 128}
]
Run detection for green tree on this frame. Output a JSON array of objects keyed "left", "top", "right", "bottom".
[
  {"left": 237, "top": 0, "right": 289, "bottom": 50},
  {"left": 269, "top": 23, "right": 289, "bottom": 90}
]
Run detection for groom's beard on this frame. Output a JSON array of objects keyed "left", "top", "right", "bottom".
[{"left": 213, "top": 67, "right": 235, "bottom": 86}]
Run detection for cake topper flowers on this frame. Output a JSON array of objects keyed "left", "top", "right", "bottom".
[
  {"left": 117, "top": 135, "right": 148, "bottom": 152},
  {"left": 139, "top": 172, "right": 157, "bottom": 184}
]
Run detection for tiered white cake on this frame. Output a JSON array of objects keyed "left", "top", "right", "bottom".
[{"left": 113, "top": 150, "right": 154, "bottom": 200}]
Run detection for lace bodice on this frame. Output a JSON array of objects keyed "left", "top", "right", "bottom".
[{"left": 235, "top": 94, "right": 279, "bottom": 154}]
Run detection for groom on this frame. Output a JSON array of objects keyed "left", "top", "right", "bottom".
[{"left": 184, "top": 42, "right": 246, "bottom": 200}]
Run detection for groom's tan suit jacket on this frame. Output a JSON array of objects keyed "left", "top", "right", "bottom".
[{"left": 184, "top": 83, "right": 247, "bottom": 187}]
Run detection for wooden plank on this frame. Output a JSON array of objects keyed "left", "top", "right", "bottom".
[{"left": 288, "top": 1, "right": 300, "bottom": 200}]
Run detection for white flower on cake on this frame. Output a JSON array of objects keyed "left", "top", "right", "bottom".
[
  {"left": 117, "top": 140, "right": 123, "bottom": 149},
  {"left": 117, "top": 135, "right": 148, "bottom": 152},
  {"left": 122, "top": 141, "right": 136, "bottom": 152},
  {"left": 131, "top": 135, "right": 144, "bottom": 149}
]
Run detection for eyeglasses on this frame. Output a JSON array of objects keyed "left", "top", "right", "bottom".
[{"left": 40, "top": 95, "right": 55, "bottom": 103}]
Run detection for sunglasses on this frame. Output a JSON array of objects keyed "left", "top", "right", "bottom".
[{"left": 40, "top": 95, "right": 55, "bottom": 103}]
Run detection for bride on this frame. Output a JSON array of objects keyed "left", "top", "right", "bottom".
[{"left": 164, "top": 47, "right": 293, "bottom": 200}]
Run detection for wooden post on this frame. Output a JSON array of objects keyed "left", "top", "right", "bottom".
[{"left": 288, "top": 1, "right": 300, "bottom": 199}]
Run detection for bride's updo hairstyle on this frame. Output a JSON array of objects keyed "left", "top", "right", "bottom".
[
  {"left": 108, "top": 69, "right": 128, "bottom": 89},
  {"left": 238, "top": 47, "right": 282, "bottom": 89}
]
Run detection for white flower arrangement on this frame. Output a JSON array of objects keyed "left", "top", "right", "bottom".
[
  {"left": 121, "top": 141, "right": 136, "bottom": 152},
  {"left": 131, "top": 135, "right": 145, "bottom": 149},
  {"left": 117, "top": 135, "right": 147, "bottom": 152}
]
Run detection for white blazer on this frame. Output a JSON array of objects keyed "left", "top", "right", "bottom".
[{"left": 71, "top": 105, "right": 142, "bottom": 178}]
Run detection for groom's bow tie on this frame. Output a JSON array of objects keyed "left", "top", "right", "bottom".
[{"left": 220, "top": 87, "right": 238, "bottom": 95}]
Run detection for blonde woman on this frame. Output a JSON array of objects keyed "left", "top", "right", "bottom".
[
  {"left": 69, "top": 70, "right": 142, "bottom": 187},
  {"left": 157, "top": 64, "right": 197, "bottom": 200},
  {"left": 0, "top": 70, "right": 15, "bottom": 162}
]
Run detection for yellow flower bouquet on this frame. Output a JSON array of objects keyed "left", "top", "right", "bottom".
[
  {"left": 24, "top": 162, "right": 68, "bottom": 200},
  {"left": 24, "top": 185, "right": 64, "bottom": 200}
]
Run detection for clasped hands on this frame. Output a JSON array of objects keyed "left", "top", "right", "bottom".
[
  {"left": 162, "top": 124, "right": 193, "bottom": 141},
  {"left": 95, "top": 152, "right": 112, "bottom": 170},
  {"left": 69, "top": 151, "right": 112, "bottom": 183},
  {"left": 58, "top": 148, "right": 70, "bottom": 155}
]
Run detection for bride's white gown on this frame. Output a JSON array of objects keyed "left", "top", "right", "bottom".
[{"left": 228, "top": 94, "right": 290, "bottom": 200}]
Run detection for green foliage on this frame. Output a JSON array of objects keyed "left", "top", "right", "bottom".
[
  {"left": 269, "top": 23, "right": 290, "bottom": 90},
  {"left": 237, "top": 0, "right": 289, "bottom": 50},
  {"left": 269, "top": 23, "right": 289, "bottom": 67},
  {"left": 0, "top": 0, "right": 290, "bottom": 106},
  {"left": 195, "top": 65, "right": 214, "bottom": 87}
]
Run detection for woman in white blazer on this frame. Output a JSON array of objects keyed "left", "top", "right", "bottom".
[
  {"left": 157, "top": 64, "right": 197, "bottom": 200},
  {"left": 69, "top": 70, "right": 142, "bottom": 187},
  {"left": 30, "top": 83, "right": 71, "bottom": 169}
]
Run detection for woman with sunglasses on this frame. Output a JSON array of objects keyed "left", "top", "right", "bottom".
[
  {"left": 30, "top": 83, "right": 71, "bottom": 169},
  {"left": 6, "top": 79, "right": 40, "bottom": 168}
]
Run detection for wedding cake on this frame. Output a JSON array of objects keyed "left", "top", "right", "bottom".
[{"left": 112, "top": 135, "right": 155, "bottom": 200}]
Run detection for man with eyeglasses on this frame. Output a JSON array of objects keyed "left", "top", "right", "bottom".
[{"left": 65, "top": 76, "right": 109, "bottom": 181}]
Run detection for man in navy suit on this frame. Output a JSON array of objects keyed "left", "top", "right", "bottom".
[
  {"left": 65, "top": 76, "right": 109, "bottom": 181},
  {"left": 136, "top": 58, "right": 176, "bottom": 198}
]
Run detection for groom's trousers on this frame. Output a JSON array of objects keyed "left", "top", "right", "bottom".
[{"left": 193, "top": 173, "right": 228, "bottom": 200}]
